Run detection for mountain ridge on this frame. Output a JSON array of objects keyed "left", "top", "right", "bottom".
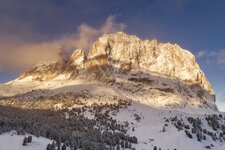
[
  {"left": 1, "top": 32, "right": 224, "bottom": 150},
  {"left": 1, "top": 32, "right": 217, "bottom": 111}
]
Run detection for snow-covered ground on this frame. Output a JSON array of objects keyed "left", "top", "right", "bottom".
[
  {"left": 0, "top": 70, "right": 222, "bottom": 149},
  {"left": 1, "top": 103, "right": 225, "bottom": 150},
  {"left": 0, "top": 132, "right": 52, "bottom": 150},
  {"left": 114, "top": 102, "right": 225, "bottom": 150},
  {"left": 0, "top": 71, "right": 216, "bottom": 110}
]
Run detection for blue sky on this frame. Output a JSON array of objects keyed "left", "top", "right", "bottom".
[{"left": 0, "top": 0, "right": 224, "bottom": 110}]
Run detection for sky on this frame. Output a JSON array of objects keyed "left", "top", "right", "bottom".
[{"left": 0, "top": 0, "right": 224, "bottom": 110}]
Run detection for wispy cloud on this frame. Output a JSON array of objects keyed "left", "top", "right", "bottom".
[
  {"left": 220, "top": 94, "right": 225, "bottom": 102},
  {"left": 196, "top": 50, "right": 207, "bottom": 58},
  {"left": 196, "top": 49, "right": 225, "bottom": 68},
  {"left": 0, "top": 16, "right": 125, "bottom": 72},
  {"left": 57, "top": 15, "right": 126, "bottom": 52},
  {"left": 217, "top": 50, "right": 225, "bottom": 65}
]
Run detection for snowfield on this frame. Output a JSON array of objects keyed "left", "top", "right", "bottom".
[
  {"left": 114, "top": 102, "right": 225, "bottom": 150},
  {"left": 1, "top": 103, "right": 225, "bottom": 150},
  {"left": 0, "top": 77, "right": 224, "bottom": 150},
  {"left": 0, "top": 131, "right": 52, "bottom": 150}
]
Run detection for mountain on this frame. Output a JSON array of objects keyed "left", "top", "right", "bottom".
[
  {"left": 1, "top": 32, "right": 224, "bottom": 150},
  {"left": 3, "top": 32, "right": 216, "bottom": 110}
]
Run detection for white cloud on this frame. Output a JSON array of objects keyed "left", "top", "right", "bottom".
[
  {"left": 196, "top": 49, "right": 225, "bottom": 68},
  {"left": 208, "top": 51, "right": 217, "bottom": 57},
  {"left": 217, "top": 50, "right": 225, "bottom": 65},
  {"left": 56, "top": 15, "right": 125, "bottom": 53},
  {"left": 208, "top": 50, "right": 225, "bottom": 68},
  {"left": 221, "top": 94, "right": 225, "bottom": 101},
  {"left": 0, "top": 15, "right": 126, "bottom": 71},
  {"left": 196, "top": 50, "right": 207, "bottom": 58}
]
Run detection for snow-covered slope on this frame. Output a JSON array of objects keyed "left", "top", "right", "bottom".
[
  {"left": 0, "top": 32, "right": 221, "bottom": 150},
  {"left": 0, "top": 132, "right": 52, "bottom": 150},
  {"left": 1, "top": 102, "right": 224, "bottom": 150},
  {"left": 114, "top": 102, "right": 225, "bottom": 150}
]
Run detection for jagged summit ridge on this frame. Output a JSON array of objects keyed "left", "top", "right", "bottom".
[
  {"left": 14, "top": 32, "right": 216, "bottom": 110},
  {"left": 87, "top": 32, "right": 213, "bottom": 95},
  {"left": 19, "top": 32, "right": 214, "bottom": 95}
]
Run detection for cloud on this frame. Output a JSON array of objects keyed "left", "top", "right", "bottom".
[
  {"left": 217, "top": 50, "right": 225, "bottom": 65},
  {"left": 211, "top": 50, "right": 225, "bottom": 68},
  {"left": 57, "top": 16, "right": 125, "bottom": 52},
  {"left": 0, "top": 42, "right": 60, "bottom": 71},
  {"left": 220, "top": 94, "right": 225, "bottom": 102},
  {"left": 0, "top": 16, "right": 125, "bottom": 72},
  {"left": 196, "top": 49, "right": 225, "bottom": 68},
  {"left": 196, "top": 50, "right": 207, "bottom": 58}
]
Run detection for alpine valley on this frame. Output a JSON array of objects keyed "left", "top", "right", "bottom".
[{"left": 0, "top": 32, "right": 224, "bottom": 150}]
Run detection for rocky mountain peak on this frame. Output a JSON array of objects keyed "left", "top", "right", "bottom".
[
  {"left": 18, "top": 32, "right": 214, "bottom": 96},
  {"left": 66, "top": 49, "right": 86, "bottom": 70},
  {"left": 87, "top": 32, "right": 214, "bottom": 95},
  {"left": 15, "top": 32, "right": 216, "bottom": 110}
]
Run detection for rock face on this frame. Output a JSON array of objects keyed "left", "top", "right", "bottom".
[
  {"left": 17, "top": 32, "right": 216, "bottom": 110},
  {"left": 19, "top": 62, "right": 63, "bottom": 81},
  {"left": 66, "top": 49, "right": 86, "bottom": 71},
  {"left": 64, "top": 49, "right": 86, "bottom": 78},
  {"left": 19, "top": 49, "right": 86, "bottom": 81},
  {"left": 87, "top": 32, "right": 213, "bottom": 95}
]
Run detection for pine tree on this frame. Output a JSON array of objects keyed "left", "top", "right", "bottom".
[
  {"left": 22, "top": 137, "right": 28, "bottom": 146},
  {"left": 62, "top": 143, "right": 66, "bottom": 150},
  {"left": 57, "top": 136, "right": 61, "bottom": 150},
  {"left": 28, "top": 136, "right": 32, "bottom": 143},
  {"left": 125, "top": 141, "right": 129, "bottom": 148},
  {"left": 162, "top": 126, "right": 166, "bottom": 132},
  {"left": 57, "top": 145, "right": 60, "bottom": 150},
  {"left": 73, "top": 145, "right": 78, "bottom": 150},
  {"left": 46, "top": 144, "right": 51, "bottom": 150},
  {"left": 121, "top": 141, "right": 125, "bottom": 148},
  {"left": 116, "top": 145, "right": 120, "bottom": 150},
  {"left": 51, "top": 141, "right": 56, "bottom": 150},
  {"left": 129, "top": 142, "right": 132, "bottom": 149}
]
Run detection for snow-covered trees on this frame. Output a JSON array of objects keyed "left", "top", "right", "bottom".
[
  {"left": 165, "top": 114, "right": 225, "bottom": 144},
  {"left": 185, "top": 130, "right": 192, "bottom": 139},
  {"left": 0, "top": 99, "right": 137, "bottom": 150},
  {"left": 22, "top": 136, "right": 32, "bottom": 146}
]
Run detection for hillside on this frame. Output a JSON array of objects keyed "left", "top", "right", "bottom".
[{"left": 0, "top": 32, "right": 223, "bottom": 150}]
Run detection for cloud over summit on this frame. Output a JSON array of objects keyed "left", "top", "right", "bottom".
[{"left": 0, "top": 16, "right": 125, "bottom": 72}]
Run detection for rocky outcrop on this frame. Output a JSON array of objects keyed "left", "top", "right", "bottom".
[
  {"left": 19, "top": 49, "right": 86, "bottom": 81},
  {"left": 86, "top": 32, "right": 214, "bottom": 95},
  {"left": 64, "top": 49, "right": 86, "bottom": 78},
  {"left": 66, "top": 49, "right": 86, "bottom": 71},
  {"left": 19, "top": 62, "right": 63, "bottom": 81}
]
